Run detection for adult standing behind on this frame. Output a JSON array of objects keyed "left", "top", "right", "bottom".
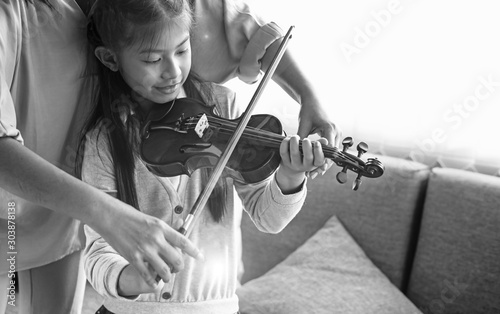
[{"left": 0, "top": 0, "right": 338, "bottom": 313}]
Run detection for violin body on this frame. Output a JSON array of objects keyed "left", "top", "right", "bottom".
[{"left": 140, "top": 98, "right": 283, "bottom": 183}]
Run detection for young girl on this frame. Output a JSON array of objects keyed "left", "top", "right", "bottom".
[{"left": 78, "top": 0, "right": 326, "bottom": 313}]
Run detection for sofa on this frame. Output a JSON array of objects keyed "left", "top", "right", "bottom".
[{"left": 236, "top": 154, "right": 500, "bottom": 314}]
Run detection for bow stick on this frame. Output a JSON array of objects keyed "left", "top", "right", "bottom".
[{"left": 178, "top": 26, "right": 295, "bottom": 237}]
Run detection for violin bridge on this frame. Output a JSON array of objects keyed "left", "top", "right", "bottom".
[{"left": 194, "top": 114, "right": 212, "bottom": 141}]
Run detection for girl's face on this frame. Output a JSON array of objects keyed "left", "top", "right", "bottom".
[{"left": 116, "top": 22, "right": 191, "bottom": 112}]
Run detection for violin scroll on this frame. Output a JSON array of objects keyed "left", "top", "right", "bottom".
[{"left": 333, "top": 137, "right": 384, "bottom": 190}]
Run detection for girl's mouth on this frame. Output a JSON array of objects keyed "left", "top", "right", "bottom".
[{"left": 155, "top": 84, "right": 179, "bottom": 94}]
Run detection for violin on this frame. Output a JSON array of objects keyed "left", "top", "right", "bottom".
[{"left": 140, "top": 97, "right": 384, "bottom": 191}]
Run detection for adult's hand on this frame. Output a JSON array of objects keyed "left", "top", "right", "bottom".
[{"left": 296, "top": 95, "right": 341, "bottom": 147}]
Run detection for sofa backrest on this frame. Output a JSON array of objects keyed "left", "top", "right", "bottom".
[
  {"left": 240, "top": 154, "right": 430, "bottom": 290},
  {"left": 407, "top": 167, "right": 500, "bottom": 314}
]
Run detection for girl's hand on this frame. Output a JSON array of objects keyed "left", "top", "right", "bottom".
[
  {"left": 118, "top": 264, "right": 164, "bottom": 297},
  {"left": 276, "top": 135, "right": 328, "bottom": 194}
]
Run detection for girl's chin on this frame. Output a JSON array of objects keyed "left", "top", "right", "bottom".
[
  {"left": 154, "top": 92, "right": 178, "bottom": 104},
  {"left": 131, "top": 91, "right": 174, "bottom": 106}
]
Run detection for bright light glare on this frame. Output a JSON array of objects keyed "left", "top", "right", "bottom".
[{"left": 205, "top": 255, "right": 226, "bottom": 279}]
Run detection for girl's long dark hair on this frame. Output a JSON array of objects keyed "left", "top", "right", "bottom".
[{"left": 75, "top": 0, "right": 227, "bottom": 222}]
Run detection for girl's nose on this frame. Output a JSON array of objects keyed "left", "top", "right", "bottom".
[{"left": 161, "top": 59, "right": 181, "bottom": 79}]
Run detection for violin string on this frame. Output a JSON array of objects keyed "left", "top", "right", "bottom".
[
  {"left": 204, "top": 117, "right": 363, "bottom": 164},
  {"left": 186, "top": 115, "right": 282, "bottom": 142},
  {"left": 184, "top": 117, "right": 358, "bottom": 163},
  {"left": 184, "top": 116, "right": 360, "bottom": 164},
  {"left": 188, "top": 116, "right": 290, "bottom": 148}
]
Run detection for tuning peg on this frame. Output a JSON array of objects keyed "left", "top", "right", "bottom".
[
  {"left": 356, "top": 142, "right": 368, "bottom": 158},
  {"left": 352, "top": 173, "right": 363, "bottom": 190},
  {"left": 336, "top": 167, "right": 348, "bottom": 184},
  {"left": 342, "top": 137, "right": 353, "bottom": 152}
]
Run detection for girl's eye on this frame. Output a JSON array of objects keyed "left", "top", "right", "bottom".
[
  {"left": 144, "top": 58, "right": 161, "bottom": 64},
  {"left": 177, "top": 49, "right": 188, "bottom": 56}
]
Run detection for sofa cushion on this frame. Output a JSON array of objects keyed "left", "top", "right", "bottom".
[
  {"left": 407, "top": 168, "right": 500, "bottom": 314},
  {"left": 237, "top": 215, "right": 422, "bottom": 314},
  {"left": 241, "top": 154, "right": 430, "bottom": 289}
]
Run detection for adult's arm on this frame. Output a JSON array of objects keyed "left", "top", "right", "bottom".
[{"left": 0, "top": 137, "right": 202, "bottom": 286}]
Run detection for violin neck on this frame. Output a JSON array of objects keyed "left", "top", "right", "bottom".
[
  {"left": 207, "top": 115, "right": 342, "bottom": 162},
  {"left": 250, "top": 132, "right": 340, "bottom": 161},
  {"left": 297, "top": 139, "right": 340, "bottom": 161}
]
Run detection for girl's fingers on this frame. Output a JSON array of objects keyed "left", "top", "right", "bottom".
[
  {"left": 280, "top": 136, "right": 291, "bottom": 164},
  {"left": 131, "top": 253, "right": 165, "bottom": 287},
  {"left": 307, "top": 138, "right": 330, "bottom": 178},
  {"left": 141, "top": 250, "right": 175, "bottom": 285},
  {"left": 144, "top": 263, "right": 165, "bottom": 291},
  {"left": 289, "top": 135, "right": 302, "bottom": 166},
  {"left": 312, "top": 140, "right": 325, "bottom": 167},
  {"left": 317, "top": 137, "right": 333, "bottom": 173},
  {"left": 300, "top": 138, "right": 314, "bottom": 167},
  {"left": 281, "top": 135, "right": 331, "bottom": 177}
]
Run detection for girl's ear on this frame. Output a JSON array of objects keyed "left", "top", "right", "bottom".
[{"left": 94, "top": 47, "right": 119, "bottom": 72}]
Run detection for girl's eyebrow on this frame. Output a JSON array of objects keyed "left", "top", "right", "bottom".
[{"left": 139, "top": 36, "right": 190, "bottom": 54}]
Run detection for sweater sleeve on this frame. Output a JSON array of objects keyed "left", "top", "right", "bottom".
[
  {"left": 190, "top": 0, "right": 283, "bottom": 84},
  {"left": 81, "top": 126, "right": 136, "bottom": 300},
  {"left": 83, "top": 225, "right": 132, "bottom": 299},
  {"left": 234, "top": 175, "right": 307, "bottom": 234}
]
